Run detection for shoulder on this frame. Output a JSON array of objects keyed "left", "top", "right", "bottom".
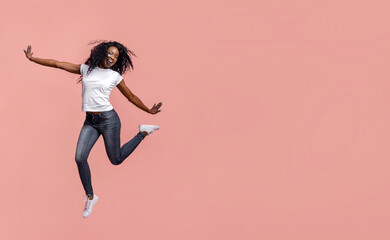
[
  {"left": 81, "top": 63, "right": 89, "bottom": 67},
  {"left": 111, "top": 69, "right": 121, "bottom": 75},
  {"left": 111, "top": 70, "right": 123, "bottom": 85},
  {"left": 80, "top": 64, "right": 89, "bottom": 71},
  {"left": 111, "top": 69, "right": 123, "bottom": 78},
  {"left": 80, "top": 64, "right": 86, "bottom": 75}
]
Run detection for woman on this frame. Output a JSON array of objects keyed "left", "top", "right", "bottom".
[{"left": 23, "top": 41, "right": 162, "bottom": 218}]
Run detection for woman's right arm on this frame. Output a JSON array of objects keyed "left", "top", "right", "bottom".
[{"left": 24, "top": 45, "right": 81, "bottom": 75}]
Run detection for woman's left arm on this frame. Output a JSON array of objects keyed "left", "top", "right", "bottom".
[{"left": 117, "top": 79, "right": 162, "bottom": 114}]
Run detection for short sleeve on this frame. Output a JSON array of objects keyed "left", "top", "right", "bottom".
[
  {"left": 80, "top": 64, "right": 88, "bottom": 76},
  {"left": 115, "top": 73, "right": 123, "bottom": 86}
]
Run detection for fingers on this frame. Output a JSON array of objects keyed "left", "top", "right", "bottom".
[
  {"left": 25, "top": 45, "right": 32, "bottom": 54},
  {"left": 24, "top": 45, "right": 32, "bottom": 57},
  {"left": 150, "top": 102, "right": 163, "bottom": 114},
  {"left": 24, "top": 49, "right": 29, "bottom": 58},
  {"left": 152, "top": 102, "right": 162, "bottom": 109},
  {"left": 155, "top": 102, "right": 162, "bottom": 109},
  {"left": 154, "top": 103, "right": 162, "bottom": 114}
]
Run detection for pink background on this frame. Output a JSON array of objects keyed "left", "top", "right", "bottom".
[{"left": 1, "top": 0, "right": 390, "bottom": 239}]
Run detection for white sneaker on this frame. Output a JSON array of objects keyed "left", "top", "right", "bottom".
[
  {"left": 139, "top": 125, "right": 160, "bottom": 135},
  {"left": 83, "top": 195, "right": 99, "bottom": 218}
]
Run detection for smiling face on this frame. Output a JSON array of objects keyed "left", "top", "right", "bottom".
[{"left": 102, "top": 46, "right": 119, "bottom": 68}]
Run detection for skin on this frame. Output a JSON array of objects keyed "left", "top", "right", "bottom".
[{"left": 24, "top": 46, "right": 162, "bottom": 200}]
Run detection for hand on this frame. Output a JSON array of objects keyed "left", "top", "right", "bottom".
[
  {"left": 149, "top": 102, "right": 162, "bottom": 114},
  {"left": 23, "top": 45, "right": 33, "bottom": 60}
]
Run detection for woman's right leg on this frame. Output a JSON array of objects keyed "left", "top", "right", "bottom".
[{"left": 75, "top": 121, "right": 100, "bottom": 198}]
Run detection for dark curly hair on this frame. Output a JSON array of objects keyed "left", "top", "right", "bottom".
[{"left": 77, "top": 40, "right": 136, "bottom": 83}]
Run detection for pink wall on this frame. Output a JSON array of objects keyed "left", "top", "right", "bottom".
[{"left": 1, "top": 0, "right": 390, "bottom": 239}]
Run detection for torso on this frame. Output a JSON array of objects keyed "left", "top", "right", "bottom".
[{"left": 81, "top": 64, "right": 123, "bottom": 113}]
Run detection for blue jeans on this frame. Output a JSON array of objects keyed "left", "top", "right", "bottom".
[{"left": 75, "top": 109, "right": 145, "bottom": 197}]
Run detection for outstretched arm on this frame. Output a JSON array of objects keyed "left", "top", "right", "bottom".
[
  {"left": 24, "top": 45, "right": 81, "bottom": 74},
  {"left": 117, "top": 79, "right": 162, "bottom": 114}
]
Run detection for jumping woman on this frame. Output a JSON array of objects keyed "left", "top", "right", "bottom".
[{"left": 23, "top": 41, "right": 162, "bottom": 218}]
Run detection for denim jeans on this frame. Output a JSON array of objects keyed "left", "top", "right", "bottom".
[{"left": 75, "top": 109, "right": 145, "bottom": 197}]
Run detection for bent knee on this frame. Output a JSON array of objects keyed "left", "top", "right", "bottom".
[
  {"left": 75, "top": 155, "right": 87, "bottom": 164},
  {"left": 108, "top": 156, "right": 122, "bottom": 166}
]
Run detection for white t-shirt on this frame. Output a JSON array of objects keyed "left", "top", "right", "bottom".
[{"left": 80, "top": 64, "right": 123, "bottom": 112}]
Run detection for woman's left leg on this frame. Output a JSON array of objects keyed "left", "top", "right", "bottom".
[{"left": 100, "top": 111, "right": 146, "bottom": 165}]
